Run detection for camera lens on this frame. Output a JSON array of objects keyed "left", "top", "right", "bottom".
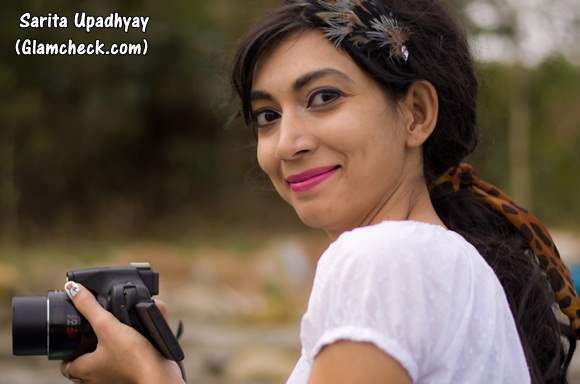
[
  {"left": 12, "top": 296, "right": 48, "bottom": 355},
  {"left": 12, "top": 291, "right": 96, "bottom": 360}
]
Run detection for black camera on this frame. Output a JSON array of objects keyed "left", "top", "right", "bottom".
[{"left": 11, "top": 263, "right": 184, "bottom": 362}]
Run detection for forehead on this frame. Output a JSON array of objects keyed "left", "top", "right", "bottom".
[{"left": 252, "top": 30, "right": 366, "bottom": 90}]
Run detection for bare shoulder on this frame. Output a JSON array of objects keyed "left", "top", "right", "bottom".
[{"left": 308, "top": 341, "right": 412, "bottom": 384}]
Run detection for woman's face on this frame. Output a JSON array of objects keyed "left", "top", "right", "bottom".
[{"left": 251, "top": 30, "right": 413, "bottom": 237}]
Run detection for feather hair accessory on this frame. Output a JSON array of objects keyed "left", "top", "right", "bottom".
[{"left": 297, "top": 0, "right": 411, "bottom": 62}]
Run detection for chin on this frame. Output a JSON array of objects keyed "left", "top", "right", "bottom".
[{"left": 294, "top": 206, "right": 338, "bottom": 231}]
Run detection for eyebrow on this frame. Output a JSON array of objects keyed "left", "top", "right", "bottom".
[{"left": 250, "top": 68, "right": 354, "bottom": 102}]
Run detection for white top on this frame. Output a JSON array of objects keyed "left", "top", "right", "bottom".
[{"left": 286, "top": 220, "right": 530, "bottom": 384}]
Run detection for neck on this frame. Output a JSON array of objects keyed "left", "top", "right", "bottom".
[{"left": 325, "top": 173, "right": 445, "bottom": 241}]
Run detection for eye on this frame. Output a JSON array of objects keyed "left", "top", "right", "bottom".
[
  {"left": 253, "top": 109, "right": 281, "bottom": 127},
  {"left": 307, "top": 89, "right": 343, "bottom": 108}
]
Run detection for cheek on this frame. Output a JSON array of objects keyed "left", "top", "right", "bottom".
[
  {"left": 256, "top": 140, "right": 273, "bottom": 175},
  {"left": 257, "top": 142, "right": 291, "bottom": 203},
  {"left": 333, "top": 112, "right": 405, "bottom": 189},
  {"left": 331, "top": 109, "right": 401, "bottom": 161},
  {"left": 257, "top": 140, "right": 287, "bottom": 190}
]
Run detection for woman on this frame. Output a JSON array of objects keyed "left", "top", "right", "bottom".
[{"left": 61, "top": 0, "right": 579, "bottom": 383}]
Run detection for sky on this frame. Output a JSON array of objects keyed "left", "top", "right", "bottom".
[{"left": 466, "top": 0, "right": 580, "bottom": 65}]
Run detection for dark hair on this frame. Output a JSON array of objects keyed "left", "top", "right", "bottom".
[{"left": 230, "top": 1, "right": 576, "bottom": 382}]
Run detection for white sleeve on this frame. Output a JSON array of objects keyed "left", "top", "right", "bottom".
[{"left": 299, "top": 226, "right": 476, "bottom": 383}]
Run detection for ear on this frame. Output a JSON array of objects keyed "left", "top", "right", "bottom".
[{"left": 399, "top": 80, "right": 439, "bottom": 148}]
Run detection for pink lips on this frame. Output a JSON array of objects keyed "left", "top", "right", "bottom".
[{"left": 286, "top": 166, "right": 340, "bottom": 193}]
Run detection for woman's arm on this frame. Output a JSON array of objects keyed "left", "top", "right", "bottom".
[
  {"left": 309, "top": 340, "right": 412, "bottom": 384},
  {"left": 60, "top": 282, "right": 184, "bottom": 384}
]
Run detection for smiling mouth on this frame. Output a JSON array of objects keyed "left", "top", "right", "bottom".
[{"left": 287, "top": 165, "right": 341, "bottom": 193}]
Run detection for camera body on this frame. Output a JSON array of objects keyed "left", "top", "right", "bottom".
[{"left": 12, "top": 263, "right": 184, "bottom": 362}]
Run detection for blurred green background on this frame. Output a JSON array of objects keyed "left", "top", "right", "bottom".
[{"left": 0, "top": 0, "right": 579, "bottom": 383}]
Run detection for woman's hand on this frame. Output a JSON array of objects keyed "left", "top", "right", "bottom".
[{"left": 60, "top": 281, "right": 184, "bottom": 384}]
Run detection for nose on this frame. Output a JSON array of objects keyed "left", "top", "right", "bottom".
[{"left": 275, "top": 111, "right": 316, "bottom": 160}]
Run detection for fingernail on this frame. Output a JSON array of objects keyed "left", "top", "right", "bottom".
[{"left": 64, "top": 281, "right": 81, "bottom": 299}]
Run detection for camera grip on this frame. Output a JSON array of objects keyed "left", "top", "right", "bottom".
[{"left": 135, "top": 300, "right": 184, "bottom": 362}]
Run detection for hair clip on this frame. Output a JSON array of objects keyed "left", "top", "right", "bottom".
[{"left": 309, "top": 0, "right": 411, "bottom": 62}]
